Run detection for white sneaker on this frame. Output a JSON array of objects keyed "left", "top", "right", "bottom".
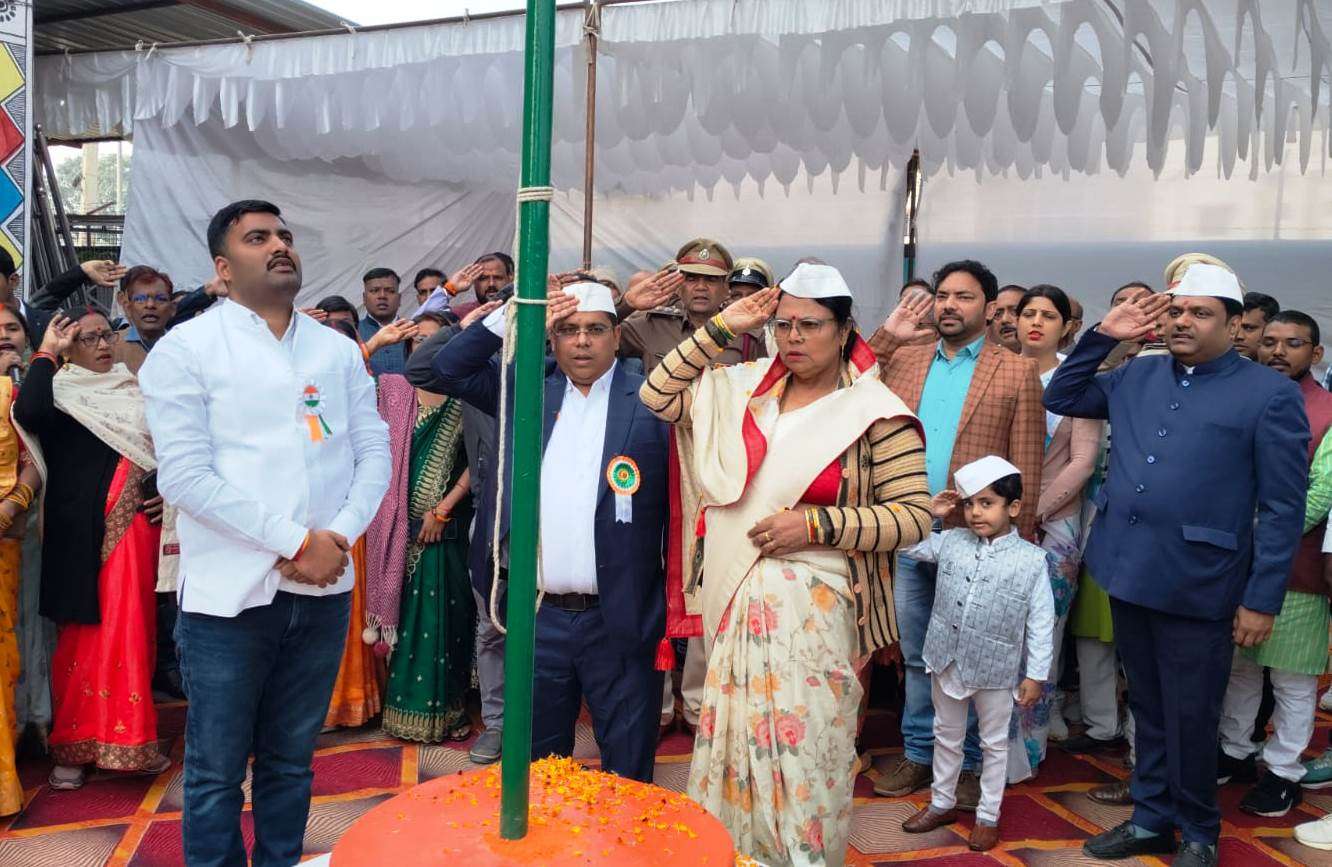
[
  {"left": 1295, "top": 813, "right": 1332, "bottom": 850},
  {"left": 1320, "top": 690, "right": 1332, "bottom": 712},
  {"left": 1049, "top": 713, "right": 1069, "bottom": 742}
]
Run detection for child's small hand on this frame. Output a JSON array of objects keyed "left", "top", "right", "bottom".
[
  {"left": 930, "top": 490, "right": 961, "bottom": 520},
  {"left": 1016, "top": 678, "right": 1043, "bottom": 708}
]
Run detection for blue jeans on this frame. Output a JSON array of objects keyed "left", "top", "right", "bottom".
[
  {"left": 895, "top": 555, "right": 980, "bottom": 770},
  {"left": 176, "top": 591, "right": 350, "bottom": 867}
]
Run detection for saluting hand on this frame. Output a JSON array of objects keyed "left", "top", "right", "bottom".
[
  {"left": 449, "top": 263, "right": 485, "bottom": 295},
  {"left": 80, "top": 260, "right": 128, "bottom": 288},
  {"left": 1097, "top": 291, "right": 1172, "bottom": 342},
  {"left": 460, "top": 299, "right": 503, "bottom": 330},
  {"left": 720, "top": 286, "right": 780, "bottom": 335},
  {"left": 39, "top": 314, "right": 80, "bottom": 356},
  {"left": 1233, "top": 606, "right": 1274, "bottom": 648},
  {"left": 929, "top": 490, "right": 961, "bottom": 520},
  {"left": 622, "top": 269, "right": 685, "bottom": 312},
  {"left": 871, "top": 288, "right": 934, "bottom": 352},
  {"left": 545, "top": 286, "right": 580, "bottom": 331}
]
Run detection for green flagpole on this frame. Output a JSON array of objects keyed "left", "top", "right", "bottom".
[{"left": 499, "top": 0, "right": 556, "bottom": 842}]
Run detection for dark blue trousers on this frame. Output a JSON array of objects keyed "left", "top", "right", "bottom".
[
  {"left": 1111, "top": 597, "right": 1234, "bottom": 845},
  {"left": 531, "top": 603, "right": 662, "bottom": 782},
  {"left": 176, "top": 591, "right": 350, "bottom": 867}
]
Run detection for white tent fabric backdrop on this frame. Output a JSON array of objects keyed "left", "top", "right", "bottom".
[{"left": 36, "top": 0, "right": 1332, "bottom": 332}]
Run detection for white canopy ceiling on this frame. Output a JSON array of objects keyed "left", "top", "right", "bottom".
[{"left": 36, "top": 0, "right": 1332, "bottom": 195}]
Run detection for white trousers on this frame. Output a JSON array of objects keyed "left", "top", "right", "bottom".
[
  {"left": 661, "top": 636, "right": 706, "bottom": 726},
  {"left": 1076, "top": 637, "right": 1121, "bottom": 742},
  {"left": 1218, "top": 650, "right": 1317, "bottom": 782},
  {"left": 930, "top": 677, "right": 1013, "bottom": 824}
]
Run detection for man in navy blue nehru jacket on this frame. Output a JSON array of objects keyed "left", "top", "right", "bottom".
[{"left": 1044, "top": 255, "right": 1308, "bottom": 867}]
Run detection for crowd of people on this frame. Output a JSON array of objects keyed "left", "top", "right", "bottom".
[{"left": 0, "top": 198, "right": 1327, "bottom": 867}]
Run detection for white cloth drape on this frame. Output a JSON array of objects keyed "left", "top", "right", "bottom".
[{"left": 37, "top": 0, "right": 1332, "bottom": 196}]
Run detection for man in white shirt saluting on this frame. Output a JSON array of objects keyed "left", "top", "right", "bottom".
[{"left": 139, "top": 200, "right": 389, "bottom": 867}]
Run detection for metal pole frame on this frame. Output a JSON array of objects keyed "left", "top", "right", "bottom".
[
  {"left": 499, "top": 0, "right": 556, "bottom": 841},
  {"left": 580, "top": 0, "right": 601, "bottom": 271}
]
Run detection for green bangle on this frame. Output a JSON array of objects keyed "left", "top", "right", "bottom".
[{"left": 709, "top": 313, "right": 736, "bottom": 343}]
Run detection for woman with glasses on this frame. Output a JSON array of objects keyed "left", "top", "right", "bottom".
[
  {"left": 641, "top": 263, "right": 932, "bottom": 866},
  {"left": 15, "top": 309, "right": 170, "bottom": 791}
]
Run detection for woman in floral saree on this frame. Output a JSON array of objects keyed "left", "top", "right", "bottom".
[{"left": 640, "top": 264, "right": 932, "bottom": 866}]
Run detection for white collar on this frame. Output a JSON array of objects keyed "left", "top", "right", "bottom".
[{"left": 564, "top": 360, "right": 617, "bottom": 398}]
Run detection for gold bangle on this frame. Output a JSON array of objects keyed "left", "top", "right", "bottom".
[{"left": 710, "top": 313, "right": 736, "bottom": 343}]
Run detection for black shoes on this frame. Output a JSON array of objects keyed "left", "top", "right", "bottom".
[
  {"left": 1060, "top": 733, "right": 1125, "bottom": 755},
  {"left": 1173, "top": 842, "right": 1218, "bottom": 867},
  {"left": 1239, "top": 771, "right": 1303, "bottom": 817},
  {"left": 1082, "top": 821, "right": 1177, "bottom": 859},
  {"left": 1216, "top": 749, "right": 1258, "bottom": 785}
]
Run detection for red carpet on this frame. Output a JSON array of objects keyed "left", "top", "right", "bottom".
[{"left": 0, "top": 699, "right": 1327, "bottom": 865}]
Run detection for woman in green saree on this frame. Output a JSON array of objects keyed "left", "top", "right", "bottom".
[{"left": 381, "top": 313, "right": 475, "bottom": 743}]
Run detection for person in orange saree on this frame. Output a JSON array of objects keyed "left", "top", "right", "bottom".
[
  {"left": 15, "top": 309, "right": 169, "bottom": 791},
  {"left": 640, "top": 263, "right": 933, "bottom": 866},
  {"left": 0, "top": 299, "right": 41, "bottom": 815}
]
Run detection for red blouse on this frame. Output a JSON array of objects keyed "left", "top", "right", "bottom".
[{"left": 801, "top": 459, "right": 842, "bottom": 506}]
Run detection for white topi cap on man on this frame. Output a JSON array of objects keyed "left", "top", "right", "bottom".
[
  {"left": 1167, "top": 262, "right": 1244, "bottom": 305},
  {"left": 954, "top": 455, "right": 1022, "bottom": 499},
  {"left": 778, "top": 263, "right": 853, "bottom": 300},
  {"left": 562, "top": 281, "right": 617, "bottom": 317}
]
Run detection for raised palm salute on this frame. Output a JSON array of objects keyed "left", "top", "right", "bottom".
[
  {"left": 874, "top": 287, "right": 936, "bottom": 348},
  {"left": 718, "top": 285, "right": 781, "bottom": 334},
  {"left": 1094, "top": 290, "right": 1172, "bottom": 342}
]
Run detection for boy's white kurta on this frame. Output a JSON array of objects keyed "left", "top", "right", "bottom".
[
  {"left": 907, "top": 527, "right": 1055, "bottom": 691},
  {"left": 138, "top": 301, "right": 390, "bottom": 617}
]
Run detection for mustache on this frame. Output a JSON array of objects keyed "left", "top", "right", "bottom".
[{"left": 268, "top": 254, "right": 295, "bottom": 269}]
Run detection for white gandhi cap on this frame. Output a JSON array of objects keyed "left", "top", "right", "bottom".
[
  {"left": 778, "top": 263, "right": 853, "bottom": 300},
  {"left": 562, "top": 281, "right": 617, "bottom": 317},
  {"left": 954, "top": 455, "right": 1022, "bottom": 499},
  {"left": 1168, "top": 263, "right": 1244, "bottom": 305}
]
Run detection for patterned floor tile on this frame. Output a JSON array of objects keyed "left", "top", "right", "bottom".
[
  {"left": 309, "top": 747, "right": 401, "bottom": 797},
  {"left": 652, "top": 760, "right": 691, "bottom": 793},
  {"left": 0, "top": 824, "right": 126, "bottom": 867},
  {"left": 303, "top": 794, "right": 395, "bottom": 854},
  {"left": 417, "top": 745, "right": 478, "bottom": 781},
  {"left": 848, "top": 799, "right": 966, "bottom": 855},
  {"left": 130, "top": 815, "right": 252, "bottom": 867},
  {"left": 1044, "top": 789, "right": 1133, "bottom": 832},
  {"left": 10, "top": 772, "right": 157, "bottom": 830}
]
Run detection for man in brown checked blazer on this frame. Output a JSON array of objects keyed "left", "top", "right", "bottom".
[{"left": 867, "top": 259, "right": 1045, "bottom": 803}]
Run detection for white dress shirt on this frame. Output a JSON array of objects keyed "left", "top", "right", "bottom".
[
  {"left": 139, "top": 300, "right": 390, "bottom": 617},
  {"left": 539, "top": 362, "right": 616, "bottom": 595}
]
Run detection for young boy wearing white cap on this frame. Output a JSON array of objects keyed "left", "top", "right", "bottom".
[{"left": 899, "top": 455, "right": 1055, "bottom": 852}]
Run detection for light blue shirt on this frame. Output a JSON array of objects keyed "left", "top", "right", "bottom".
[{"left": 919, "top": 334, "right": 986, "bottom": 493}]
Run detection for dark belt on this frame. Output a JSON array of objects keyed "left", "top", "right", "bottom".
[{"left": 542, "top": 591, "right": 600, "bottom": 612}]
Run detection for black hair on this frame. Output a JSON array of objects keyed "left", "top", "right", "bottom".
[
  {"left": 315, "top": 294, "right": 359, "bottom": 325},
  {"left": 0, "top": 247, "right": 15, "bottom": 279},
  {"left": 327, "top": 318, "right": 359, "bottom": 342},
  {"left": 933, "top": 259, "right": 999, "bottom": 302},
  {"left": 207, "top": 200, "right": 283, "bottom": 259},
  {"left": 997, "top": 283, "right": 1028, "bottom": 297},
  {"left": 362, "top": 267, "right": 400, "bottom": 286},
  {"left": 900, "top": 278, "right": 932, "bottom": 296},
  {"left": 413, "top": 268, "right": 446, "bottom": 288},
  {"left": 1242, "top": 291, "right": 1280, "bottom": 322},
  {"left": 475, "top": 252, "right": 515, "bottom": 275},
  {"left": 1016, "top": 284, "right": 1072, "bottom": 324},
  {"left": 1268, "top": 309, "right": 1321, "bottom": 346},
  {"left": 1111, "top": 281, "right": 1152, "bottom": 304},
  {"left": 988, "top": 473, "right": 1023, "bottom": 504},
  {"left": 1222, "top": 298, "right": 1244, "bottom": 319}
]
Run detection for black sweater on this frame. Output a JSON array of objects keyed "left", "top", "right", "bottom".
[{"left": 14, "top": 356, "right": 122, "bottom": 624}]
